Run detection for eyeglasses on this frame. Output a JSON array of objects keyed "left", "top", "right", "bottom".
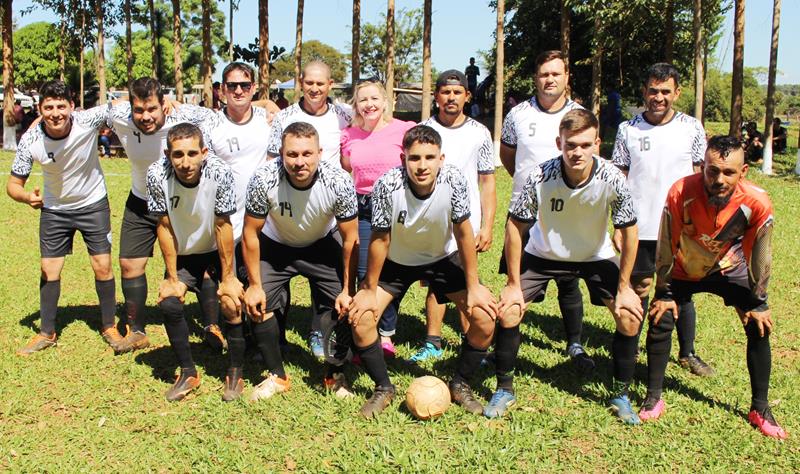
[{"left": 225, "top": 81, "right": 253, "bottom": 92}]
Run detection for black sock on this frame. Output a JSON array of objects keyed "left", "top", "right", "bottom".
[
  {"left": 39, "top": 279, "right": 61, "bottom": 336},
  {"left": 425, "top": 335, "right": 443, "bottom": 350},
  {"left": 95, "top": 278, "right": 117, "bottom": 329},
  {"left": 324, "top": 362, "right": 343, "bottom": 378},
  {"left": 636, "top": 296, "right": 650, "bottom": 344},
  {"left": 122, "top": 275, "right": 147, "bottom": 333},
  {"left": 495, "top": 325, "right": 521, "bottom": 392},
  {"left": 252, "top": 316, "right": 285, "bottom": 378},
  {"left": 454, "top": 340, "right": 487, "bottom": 386},
  {"left": 557, "top": 278, "right": 584, "bottom": 346},
  {"left": 355, "top": 340, "right": 391, "bottom": 388},
  {"left": 676, "top": 300, "right": 697, "bottom": 358},
  {"left": 612, "top": 331, "right": 638, "bottom": 394},
  {"left": 645, "top": 309, "right": 675, "bottom": 399},
  {"left": 745, "top": 321, "right": 771, "bottom": 412},
  {"left": 277, "top": 282, "right": 289, "bottom": 344},
  {"left": 160, "top": 296, "right": 195, "bottom": 372},
  {"left": 198, "top": 278, "right": 219, "bottom": 327},
  {"left": 310, "top": 290, "right": 322, "bottom": 334},
  {"left": 226, "top": 322, "right": 246, "bottom": 369}
]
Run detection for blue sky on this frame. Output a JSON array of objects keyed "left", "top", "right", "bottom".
[{"left": 14, "top": 0, "right": 799, "bottom": 84}]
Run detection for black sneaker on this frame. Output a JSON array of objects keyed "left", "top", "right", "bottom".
[
  {"left": 222, "top": 367, "right": 244, "bottom": 402},
  {"left": 165, "top": 370, "right": 200, "bottom": 402},
  {"left": 449, "top": 380, "right": 484, "bottom": 415},
  {"left": 567, "top": 343, "right": 596, "bottom": 373},
  {"left": 678, "top": 354, "right": 715, "bottom": 377},
  {"left": 359, "top": 385, "right": 396, "bottom": 418}
]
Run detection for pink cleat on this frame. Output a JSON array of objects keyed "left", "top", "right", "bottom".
[
  {"left": 639, "top": 397, "right": 666, "bottom": 421},
  {"left": 381, "top": 340, "right": 397, "bottom": 359},
  {"left": 748, "top": 407, "right": 788, "bottom": 440}
]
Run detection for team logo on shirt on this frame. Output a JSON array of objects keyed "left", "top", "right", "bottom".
[{"left": 397, "top": 210, "right": 407, "bottom": 224}]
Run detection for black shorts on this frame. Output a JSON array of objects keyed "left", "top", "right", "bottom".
[
  {"left": 632, "top": 240, "right": 657, "bottom": 278},
  {"left": 119, "top": 192, "right": 159, "bottom": 259},
  {"left": 520, "top": 253, "right": 619, "bottom": 307},
  {"left": 173, "top": 251, "right": 221, "bottom": 293},
  {"left": 379, "top": 252, "right": 467, "bottom": 304},
  {"left": 670, "top": 272, "right": 765, "bottom": 312},
  {"left": 40, "top": 198, "right": 112, "bottom": 257},
  {"left": 259, "top": 233, "right": 344, "bottom": 315}
]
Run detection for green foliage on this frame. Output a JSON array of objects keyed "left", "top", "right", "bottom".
[
  {"left": 11, "top": 22, "right": 65, "bottom": 89},
  {"left": 357, "top": 7, "right": 423, "bottom": 84},
  {"left": 270, "top": 40, "right": 347, "bottom": 83},
  {"left": 676, "top": 67, "right": 766, "bottom": 123}
]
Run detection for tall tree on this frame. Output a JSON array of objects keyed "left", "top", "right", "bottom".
[
  {"left": 171, "top": 0, "right": 182, "bottom": 101},
  {"left": 125, "top": 0, "right": 133, "bottom": 85},
  {"left": 665, "top": 0, "right": 674, "bottom": 62},
  {"left": 258, "top": 0, "right": 269, "bottom": 100},
  {"left": 95, "top": 0, "right": 107, "bottom": 104},
  {"left": 560, "top": 0, "right": 570, "bottom": 89},
  {"left": 229, "top": 0, "right": 238, "bottom": 61},
  {"left": 494, "top": 0, "right": 505, "bottom": 165},
  {"left": 79, "top": 4, "right": 85, "bottom": 108},
  {"left": 762, "top": 0, "right": 781, "bottom": 175},
  {"left": 351, "top": 0, "right": 360, "bottom": 87},
  {"left": 147, "top": 0, "right": 158, "bottom": 79},
  {"left": 385, "top": 0, "right": 395, "bottom": 116},
  {"left": 729, "top": 0, "right": 745, "bottom": 138},
  {"left": 2, "top": 0, "right": 15, "bottom": 148},
  {"left": 201, "top": 0, "right": 212, "bottom": 106},
  {"left": 293, "top": 0, "right": 304, "bottom": 102},
  {"left": 693, "top": 0, "right": 703, "bottom": 122},
  {"left": 358, "top": 8, "right": 422, "bottom": 84},
  {"left": 590, "top": 15, "right": 602, "bottom": 116},
  {"left": 421, "top": 0, "right": 431, "bottom": 120},
  {"left": 59, "top": 13, "right": 67, "bottom": 80}
]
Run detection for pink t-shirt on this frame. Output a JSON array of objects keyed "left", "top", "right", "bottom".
[{"left": 340, "top": 119, "right": 416, "bottom": 194}]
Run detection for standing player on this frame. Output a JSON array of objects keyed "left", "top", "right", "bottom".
[
  {"left": 235, "top": 122, "right": 359, "bottom": 402},
  {"left": 146, "top": 123, "right": 243, "bottom": 401},
  {"left": 499, "top": 51, "right": 591, "bottom": 370},
  {"left": 347, "top": 125, "right": 498, "bottom": 418},
  {"left": 9, "top": 80, "right": 122, "bottom": 354},
  {"left": 411, "top": 70, "right": 496, "bottom": 362},
  {"left": 496, "top": 110, "right": 643, "bottom": 423},
  {"left": 612, "top": 63, "right": 712, "bottom": 376},
  {"left": 643, "top": 136, "right": 787, "bottom": 439}
]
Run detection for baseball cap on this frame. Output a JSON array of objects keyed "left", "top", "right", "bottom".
[{"left": 435, "top": 70, "right": 469, "bottom": 90}]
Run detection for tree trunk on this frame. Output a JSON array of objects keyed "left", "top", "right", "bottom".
[
  {"left": 729, "top": 0, "right": 745, "bottom": 138},
  {"left": 351, "top": 0, "right": 360, "bottom": 88},
  {"left": 148, "top": 0, "right": 158, "bottom": 79},
  {"left": 258, "top": 0, "right": 269, "bottom": 100},
  {"left": 95, "top": 0, "right": 107, "bottom": 105},
  {"left": 80, "top": 8, "right": 85, "bottom": 109},
  {"left": 201, "top": 0, "right": 212, "bottom": 107},
  {"left": 693, "top": 0, "right": 704, "bottom": 122},
  {"left": 125, "top": 0, "right": 133, "bottom": 86},
  {"left": 421, "top": 0, "right": 432, "bottom": 120},
  {"left": 172, "top": 0, "right": 183, "bottom": 102},
  {"left": 385, "top": 0, "right": 395, "bottom": 116},
  {"left": 293, "top": 0, "right": 304, "bottom": 103},
  {"left": 762, "top": 0, "right": 781, "bottom": 175},
  {"left": 229, "top": 0, "right": 234, "bottom": 61},
  {"left": 560, "top": 0, "right": 570, "bottom": 95},
  {"left": 2, "top": 0, "right": 15, "bottom": 148},
  {"left": 590, "top": 16, "right": 602, "bottom": 117},
  {"left": 665, "top": 0, "right": 674, "bottom": 62},
  {"left": 59, "top": 18, "right": 66, "bottom": 81},
  {"left": 493, "top": 0, "right": 505, "bottom": 166}
]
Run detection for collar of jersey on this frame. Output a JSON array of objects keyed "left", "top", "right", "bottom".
[
  {"left": 298, "top": 97, "right": 332, "bottom": 117},
  {"left": 287, "top": 169, "right": 319, "bottom": 191},
  {"left": 641, "top": 110, "right": 679, "bottom": 127},
  {"left": 405, "top": 169, "right": 440, "bottom": 200},
  {"left": 531, "top": 96, "right": 572, "bottom": 115},
  {"left": 433, "top": 114, "right": 469, "bottom": 129},
  {"left": 222, "top": 106, "right": 255, "bottom": 126},
  {"left": 40, "top": 117, "right": 73, "bottom": 141},
  {"left": 560, "top": 156, "right": 599, "bottom": 190}
]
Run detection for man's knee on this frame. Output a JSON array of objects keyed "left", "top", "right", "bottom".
[
  {"left": 499, "top": 304, "right": 523, "bottom": 329},
  {"left": 632, "top": 276, "right": 653, "bottom": 299},
  {"left": 646, "top": 310, "right": 675, "bottom": 344},
  {"left": 159, "top": 296, "right": 184, "bottom": 320},
  {"left": 615, "top": 308, "right": 642, "bottom": 336},
  {"left": 352, "top": 312, "right": 378, "bottom": 346},
  {"left": 465, "top": 308, "right": 495, "bottom": 349},
  {"left": 120, "top": 258, "right": 147, "bottom": 278}
]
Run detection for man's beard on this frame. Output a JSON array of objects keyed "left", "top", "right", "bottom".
[{"left": 707, "top": 190, "right": 732, "bottom": 207}]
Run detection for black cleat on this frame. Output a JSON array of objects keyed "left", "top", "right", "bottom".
[
  {"left": 449, "top": 380, "right": 484, "bottom": 415},
  {"left": 359, "top": 385, "right": 395, "bottom": 418}
]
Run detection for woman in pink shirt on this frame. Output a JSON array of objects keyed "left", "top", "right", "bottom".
[{"left": 341, "top": 79, "right": 415, "bottom": 357}]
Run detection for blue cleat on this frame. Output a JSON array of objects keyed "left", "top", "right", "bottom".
[
  {"left": 309, "top": 331, "right": 325, "bottom": 359},
  {"left": 408, "top": 342, "right": 444, "bottom": 363},
  {"left": 609, "top": 394, "right": 641, "bottom": 425},
  {"left": 483, "top": 388, "right": 517, "bottom": 418}
]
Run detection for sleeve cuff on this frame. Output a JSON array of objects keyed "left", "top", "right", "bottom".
[
  {"left": 500, "top": 141, "right": 517, "bottom": 148},
  {"left": 215, "top": 209, "right": 236, "bottom": 217},
  {"left": 371, "top": 225, "right": 390, "bottom": 233},
  {"left": 478, "top": 169, "right": 496, "bottom": 175},
  {"left": 452, "top": 212, "right": 471, "bottom": 224},
  {"left": 336, "top": 213, "right": 358, "bottom": 222},
  {"left": 10, "top": 171, "right": 30, "bottom": 179},
  {"left": 508, "top": 213, "right": 535, "bottom": 224},
  {"left": 613, "top": 219, "right": 637, "bottom": 229}
]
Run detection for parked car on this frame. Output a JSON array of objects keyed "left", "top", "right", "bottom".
[{"left": 0, "top": 86, "right": 35, "bottom": 108}]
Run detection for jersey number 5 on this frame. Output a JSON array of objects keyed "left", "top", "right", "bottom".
[{"left": 528, "top": 123, "right": 536, "bottom": 137}]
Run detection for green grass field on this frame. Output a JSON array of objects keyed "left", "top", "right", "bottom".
[{"left": 1, "top": 136, "right": 799, "bottom": 472}]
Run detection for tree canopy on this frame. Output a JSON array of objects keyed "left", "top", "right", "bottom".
[
  {"left": 356, "top": 7, "right": 422, "bottom": 84},
  {"left": 271, "top": 40, "right": 347, "bottom": 83}
]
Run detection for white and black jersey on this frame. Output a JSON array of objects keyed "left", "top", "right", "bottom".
[
  {"left": 11, "top": 104, "right": 109, "bottom": 211},
  {"left": 202, "top": 106, "right": 272, "bottom": 241},
  {"left": 612, "top": 112, "right": 706, "bottom": 240},
  {"left": 267, "top": 99, "right": 351, "bottom": 167},
  {"left": 109, "top": 102, "right": 216, "bottom": 201},
  {"left": 509, "top": 156, "right": 636, "bottom": 262},
  {"left": 501, "top": 96, "right": 583, "bottom": 202},
  {"left": 419, "top": 116, "right": 494, "bottom": 234},
  {"left": 146, "top": 156, "right": 236, "bottom": 256},
  {"left": 371, "top": 164, "right": 471, "bottom": 266},
  {"left": 245, "top": 159, "right": 357, "bottom": 247}
]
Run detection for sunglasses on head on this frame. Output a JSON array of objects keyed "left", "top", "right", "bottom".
[{"left": 225, "top": 81, "right": 253, "bottom": 91}]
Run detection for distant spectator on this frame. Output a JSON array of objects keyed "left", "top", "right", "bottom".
[
  {"left": 744, "top": 122, "right": 763, "bottom": 163},
  {"left": 13, "top": 99, "right": 24, "bottom": 141},
  {"left": 20, "top": 106, "right": 38, "bottom": 132},
  {"left": 212, "top": 81, "right": 222, "bottom": 110},
  {"left": 275, "top": 90, "right": 289, "bottom": 110},
  {"left": 601, "top": 85, "right": 622, "bottom": 139},
  {"left": 772, "top": 117, "right": 787, "bottom": 154},
  {"left": 98, "top": 127, "right": 113, "bottom": 157},
  {"left": 465, "top": 57, "right": 480, "bottom": 96}
]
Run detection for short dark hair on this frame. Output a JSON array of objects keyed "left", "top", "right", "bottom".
[
  {"left": 706, "top": 135, "right": 741, "bottom": 159},
  {"left": 535, "top": 50, "right": 566, "bottom": 73},
  {"left": 559, "top": 109, "right": 599, "bottom": 136},
  {"left": 39, "top": 80, "right": 73, "bottom": 103},
  {"left": 222, "top": 62, "right": 255, "bottom": 83},
  {"left": 402, "top": 125, "right": 442, "bottom": 151},
  {"left": 166, "top": 122, "right": 204, "bottom": 150},
  {"left": 130, "top": 77, "right": 164, "bottom": 104},
  {"left": 282, "top": 121, "right": 319, "bottom": 145},
  {"left": 646, "top": 63, "right": 681, "bottom": 88}
]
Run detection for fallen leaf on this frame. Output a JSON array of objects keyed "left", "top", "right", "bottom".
[
  {"left": 98, "top": 417, "right": 106, "bottom": 427},
  {"left": 285, "top": 456, "right": 297, "bottom": 471}
]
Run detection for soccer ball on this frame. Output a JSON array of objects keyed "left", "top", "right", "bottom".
[{"left": 405, "top": 376, "right": 451, "bottom": 420}]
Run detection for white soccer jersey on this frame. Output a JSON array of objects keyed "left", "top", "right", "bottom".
[
  {"left": 11, "top": 104, "right": 109, "bottom": 211},
  {"left": 509, "top": 157, "right": 637, "bottom": 262},
  {"left": 267, "top": 99, "right": 351, "bottom": 167},
  {"left": 371, "top": 164, "right": 471, "bottom": 266},
  {"left": 109, "top": 102, "right": 216, "bottom": 200},
  {"left": 501, "top": 96, "right": 583, "bottom": 202},
  {"left": 612, "top": 112, "right": 706, "bottom": 240},
  {"left": 245, "top": 159, "right": 357, "bottom": 247},
  {"left": 146, "top": 156, "right": 236, "bottom": 256},
  {"left": 419, "top": 116, "right": 495, "bottom": 234},
  {"left": 203, "top": 106, "right": 272, "bottom": 241}
]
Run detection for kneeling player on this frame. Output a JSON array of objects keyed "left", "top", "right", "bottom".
[
  {"left": 644, "top": 136, "right": 787, "bottom": 439},
  {"left": 348, "top": 125, "right": 498, "bottom": 418},
  {"left": 234, "top": 121, "right": 359, "bottom": 402},
  {"left": 497, "top": 109, "right": 644, "bottom": 422},
  {"left": 146, "top": 123, "right": 244, "bottom": 401}
]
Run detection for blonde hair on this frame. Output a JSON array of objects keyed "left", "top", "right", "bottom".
[{"left": 349, "top": 80, "right": 391, "bottom": 129}]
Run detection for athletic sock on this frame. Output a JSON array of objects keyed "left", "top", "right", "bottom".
[
  {"left": 636, "top": 296, "right": 650, "bottom": 344},
  {"left": 39, "top": 279, "right": 61, "bottom": 336},
  {"left": 425, "top": 335, "right": 443, "bottom": 350},
  {"left": 198, "top": 278, "right": 219, "bottom": 327},
  {"left": 355, "top": 340, "right": 392, "bottom": 388},
  {"left": 495, "top": 325, "right": 522, "bottom": 392},
  {"left": 453, "top": 340, "right": 487, "bottom": 386},
  {"left": 252, "top": 316, "right": 286, "bottom": 378},
  {"left": 645, "top": 308, "right": 675, "bottom": 399},
  {"left": 676, "top": 300, "right": 697, "bottom": 358},
  {"left": 324, "top": 362, "right": 343, "bottom": 378},
  {"left": 95, "top": 278, "right": 117, "bottom": 329},
  {"left": 276, "top": 282, "right": 290, "bottom": 344},
  {"left": 556, "top": 277, "right": 584, "bottom": 346},
  {"left": 121, "top": 275, "right": 148, "bottom": 333},
  {"left": 160, "top": 296, "right": 195, "bottom": 373},
  {"left": 745, "top": 321, "right": 771, "bottom": 412},
  {"left": 611, "top": 331, "right": 638, "bottom": 394},
  {"left": 310, "top": 290, "right": 322, "bottom": 334},
  {"left": 226, "top": 322, "right": 246, "bottom": 369}
]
